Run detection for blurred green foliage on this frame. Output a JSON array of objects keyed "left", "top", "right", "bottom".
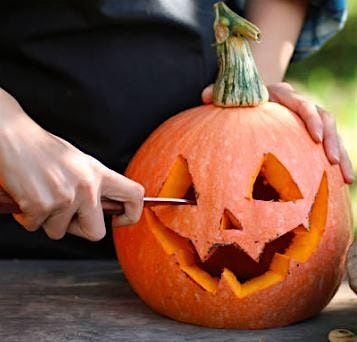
[{"left": 286, "top": 2, "right": 357, "bottom": 236}]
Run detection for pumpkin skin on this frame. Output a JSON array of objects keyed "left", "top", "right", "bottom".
[{"left": 113, "top": 102, "right": 352, "bottom": 329}]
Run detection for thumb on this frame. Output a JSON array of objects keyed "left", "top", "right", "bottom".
[
  {"left": 101, "top": 168, "right": 145, "bottom": 226},
  {"left": 201, "top": 84, "right": 214, "bottom": 104}
]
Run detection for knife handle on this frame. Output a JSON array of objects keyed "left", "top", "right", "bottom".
[{"left": 0, "top": 187, "right": 125, "bottom": 215}]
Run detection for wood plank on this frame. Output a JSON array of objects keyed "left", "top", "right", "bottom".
[{"left": 0, "top": 260, "right": 356, "bottom": 342}]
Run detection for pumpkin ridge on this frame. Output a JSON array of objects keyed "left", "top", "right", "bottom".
[{"left": 113, "top": 2, "right": 352, "bottom": 329}]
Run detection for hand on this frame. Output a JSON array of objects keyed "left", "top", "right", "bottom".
[
  {"left": 202, "top": 83, "right": 354, "bottom": 184},
  {"left": 0, "top": 88, "right": 144, "bottom": 241}
]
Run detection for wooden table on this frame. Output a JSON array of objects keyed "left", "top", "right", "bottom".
[{"left": 0, "top": 260, "right": 356, "bottom": 342}]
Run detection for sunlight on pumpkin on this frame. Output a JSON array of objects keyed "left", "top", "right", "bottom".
[
  {"left": 250, "top": 153, "right": 303, "bottom": 201},
  {"left": 149, "top": 152, "right": 327, "bottom": 297}
]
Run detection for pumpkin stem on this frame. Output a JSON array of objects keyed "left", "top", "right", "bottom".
[{"left": 213, "top": 2, "right": 268, "bottom": 107}]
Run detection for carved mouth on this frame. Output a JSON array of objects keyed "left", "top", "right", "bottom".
[
  {"left": 146, "top": 172, "right": 327, "bottom": 298},
  {"left": 198, "top": 232, "right": 294, "bottom": 282}
]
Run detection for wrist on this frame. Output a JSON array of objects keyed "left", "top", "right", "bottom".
[{"left": 0, "top": 89, "right": 42, "bottom": 138}]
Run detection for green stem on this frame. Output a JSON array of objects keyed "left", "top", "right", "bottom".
[{"left": 213, "top": 2, "right": 268, "bottom": 107}]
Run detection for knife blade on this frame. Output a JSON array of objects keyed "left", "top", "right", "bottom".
[
  {"left": 0, "top": 188, "right": 195, "bottom": 215},
  {"left": 101, "top": 196, "right": 195, "bottom": 215}
]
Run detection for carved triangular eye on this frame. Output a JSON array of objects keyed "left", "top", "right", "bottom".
[
  {"left": 252, "top": 153, "right": 303, "bottom": 202},
  {"left": 183, "top": 184, "right": 197, "bottom": 202},
  {"left": 220, "top": 209, "right": 243, "bottom": 230},
  {"left": 158, "top": 155, "right": 198, "bottom": 203}
]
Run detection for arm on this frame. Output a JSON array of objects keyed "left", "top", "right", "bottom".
[
  {"left": 202, "top": 0, "right": 353, "bottom": 183},
  {"left": 0, "top": 88, "right": 144, "bottom": 240},
  {"left": 245, "top": 0, "right": 308, "bottom": 85}
]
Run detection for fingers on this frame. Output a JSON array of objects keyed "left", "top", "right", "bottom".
[
  {"left": 67, "top": 178, "right": 106, "bottom": 241},
  {"left": 14, "top": 173, "right": 107, "bottom": 241},
  {"left": 318, "top": 107, "right": 340, "bottom": 163},
  {"left": 65, "top": 217, "right": 82, "bottom": 239},
  {"left": 318, "top": 107, "right": 354, "bottom": 184},
  {"left": 268, "top": 82, "right": 354, "bottom": 185},
  {"left": 71, "top": 176, "right": 106, "bottom": 241},
  {"left": 268, "top": 82, "right": 294, "bottom": 95},
  {"left": 268, "top": 83, "right": 323, "bottom": 142},
  {"left": 338, "top": 136, "right": 354, "bottom": 184},
  {"left": 13, "top": 189, "right": 72, "bottom": 233},
  {"left": 101, "top": 168, "right": 144, "bottom": 227},
  {"left": 0, "top": 107, "right": 118, "bottom": 241},
  {"left": 201, "top": 84, "right": 214, "bottom": 104},
  {"left": 13, "top": 211, "right": 48, "bottom": 233},
  {"left": 114, "top": 195, "right": 143, "bottom": 226},
  {"left": 14, "top": 163, "right": 143, "bottom": 240},
  {"left": 42, "top": 206, "right": 77, "bottom": 240},
  {"left": 67, "top": 191, "right": 106, "bottom": 241}
]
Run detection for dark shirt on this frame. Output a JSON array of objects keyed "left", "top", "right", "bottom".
[{"left": 0, "top": 0, "right": 234, "bottom": 258}]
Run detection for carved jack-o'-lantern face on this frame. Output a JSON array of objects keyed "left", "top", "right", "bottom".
[
  {"left": 113, "top": 103, "right": 352, "bottom": 329},
  {"left": 113, "top": 2, "right": 352, "bottom": 329},
  {"left": 149, "top": 150, "right": 326, "bottom": 295}
]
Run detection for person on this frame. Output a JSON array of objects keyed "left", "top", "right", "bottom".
[{"left": 0, "top": 0, "right": 353, "bottom": 258}]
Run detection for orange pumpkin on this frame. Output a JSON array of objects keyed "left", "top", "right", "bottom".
[{"left": 113, "top": 2, "right": 352, "bottom": 329}]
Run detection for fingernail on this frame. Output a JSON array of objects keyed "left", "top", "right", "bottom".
[
  {"left": 316, "top": 130, "right": 323, "bottom": 142},
  {"left": 331, "top": 153, "right": 340, "bottom": 164},
  {"left": 345, "top": 176, "right": 354, "bottom": 185}
]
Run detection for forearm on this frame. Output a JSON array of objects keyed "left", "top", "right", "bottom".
[{"left": 245, "top": 0, "right": 308, "bottom": 84}]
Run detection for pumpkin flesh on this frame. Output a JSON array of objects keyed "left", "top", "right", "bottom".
[
  {"left": 113, "top": 103, "right": 352, "bottom": 328},
  {"left": 113, "top": 2, "right": 352, "bottom": 329}
]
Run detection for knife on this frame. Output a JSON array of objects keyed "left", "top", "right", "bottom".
[{"left": 0, "top": 187, "right": 195, "bottom": 215}]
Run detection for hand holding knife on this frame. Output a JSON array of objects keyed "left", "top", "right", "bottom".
[{"left": 0, "top": 187, "right": 194, "bottom": 215}]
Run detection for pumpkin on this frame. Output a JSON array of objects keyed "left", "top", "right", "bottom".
[{"left": 113, "top": 2, "right": 353, "bottom": 329}]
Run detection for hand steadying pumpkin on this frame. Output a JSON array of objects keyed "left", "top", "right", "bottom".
[
  {"left": 201, "top": 0, "right": 353, "bottom": 184},
  {"left": 114, "top": 3, "right": 353, "bottom": 328},
  {"left": 0, "top": 88, "right": 144, "bottom": 240},
  {"left": 202, "top": 83, "right": 354, "bottom": 184}
]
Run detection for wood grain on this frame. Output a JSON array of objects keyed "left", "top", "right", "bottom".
[{"left": 0, "top": 260, "right": 356, "bottom": 342}]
